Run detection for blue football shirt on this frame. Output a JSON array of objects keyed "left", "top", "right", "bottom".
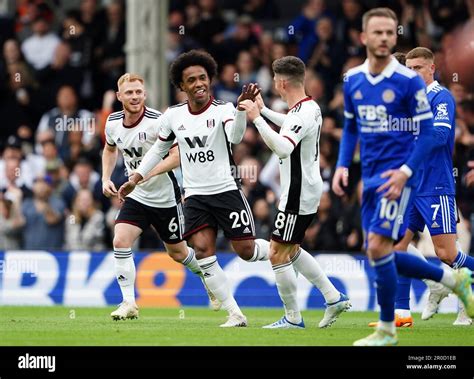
[
  {"left": 416, "top": 80, "right": 456, "bottom": 196},
  {"left": 337, "top": 57, "right": 435, "bottom": 189}
]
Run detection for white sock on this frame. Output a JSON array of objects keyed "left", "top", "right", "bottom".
[
  {"left": 248, "top": 239, "right": 269, "bottom": 261},
  {"left": 378, "top": 320, "right": 396, "bottom": 335},
  {"left": 114, "top": 247, "right": 136, "bottom": 303},
  {"left": 407, "top": 244, "right": 453, "bottom": 288},
  {"left": 197, "top": 256, "right": 242, "bottom": 316},
  {"left": 440, "top": 269, "right": 456, "bottom": 289},
  {"left": 291, "top": 248, "right": 340, "bottom": 304},
  {"left": 181, "top": 247, "right": 202, "bottom": 275},
  {"left": 407, "top": 244, "right": 427, "bottom": 261},
  {"left": 395, "top": 309, "right": 411, "bottom": 318},
  {"left": 273, "top": 262, "right": 302, "bottom": 324}
]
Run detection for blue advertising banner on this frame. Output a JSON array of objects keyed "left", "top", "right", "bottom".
[{"left": 0, "top": 251, "right": 458, "bottom": 312}]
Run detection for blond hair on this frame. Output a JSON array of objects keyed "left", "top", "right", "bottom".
[
  {"left": 406, "top": 47, "right": 434, "bottom": 62},
  {"left": 362, "top": 7, "right": 398, "bottom": 31},
  {"left": 117, "top": 73, "right": 145, "bottom": 90}
]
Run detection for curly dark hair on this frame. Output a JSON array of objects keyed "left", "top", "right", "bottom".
[{"left": 169, "top": 49, "right": 218, "bottom": 89}]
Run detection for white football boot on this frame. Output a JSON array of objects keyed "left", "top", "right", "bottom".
[
  {"left": 353, "top": 329, "right": 398, "bottom": 346},
  {"left": 453, "top": 301, "right": 473, "bottom": 326},
  {"left": 319, "top": 293, "right": 351, "bottom": 328},
  {"left": 111, "top": 301, "right": 139, "bottom": 320},
  {"left": 219, "top": 313, "right": 248, "bottom": 327},
  {"left": 262, "top": 316, "right": 305, "bottom": 329},
  {"left": 421, "top": 280, "right": 451, "bottom": 320}
]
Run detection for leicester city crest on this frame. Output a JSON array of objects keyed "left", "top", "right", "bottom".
[{"left": 382, "top": 89, "right": 395, "bottom": 103}]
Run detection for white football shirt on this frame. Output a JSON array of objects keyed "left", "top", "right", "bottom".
[
  {"left": 104, "top": 107, "right": 180, "bottom": 208},
  {"left": 158, "top": 97, "right": 239, "bottom": 197},
  {"left": 278, "top": 97, "right": 323, "bottom": 215}
]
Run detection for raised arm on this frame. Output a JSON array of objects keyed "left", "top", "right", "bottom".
[
  {"left": 239, "top": 99, "right": 296, "bottom": 159},
  {"left": 139, "top": 144, "right": 180, "bottom": 184},
  {"left": 254, "top": 116, "right": 294, "bottom": 158},
  {"left": 224, "top": 109, "right": 247, "bottom": 144},
  {"left": 261, "top": 107, "right": 287, "bottom": 127},
  {"left": 253, "top": 92, "right": 287, "bottom": 127},
  {"left": 224, "top": 83, "right": 262, "bottom": 144},
  {"left": 260, "top": 94, "right": 287, "bottom": 127}
]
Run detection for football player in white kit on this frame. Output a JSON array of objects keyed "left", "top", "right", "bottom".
[
  {"left": 118, "top": 51, "right": 271, "bottom": 327},
  {"left": 239, "top": 56, "right": 351, "bottom": 328},
  {"left": 102, "top": 73, "right": 218, "bottom": 320}
]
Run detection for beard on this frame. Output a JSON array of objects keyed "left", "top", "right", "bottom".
[
  {"left": 368, "top": 43, "right": 392, "bottom": 59},
  {"left": 373, "top": 50, "right": 391, "bottom": 58}
]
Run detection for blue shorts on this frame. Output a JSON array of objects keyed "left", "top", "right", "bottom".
[
  {"left": 408, "top": 195, "right": 457, "bottom": 235},
  {"left": 361, "top": 184, "right": 416, "bottom": 243}
]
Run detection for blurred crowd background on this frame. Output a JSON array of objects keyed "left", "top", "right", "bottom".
[{"left": 1, "top": 0, "right": 474, "bottom": 254}]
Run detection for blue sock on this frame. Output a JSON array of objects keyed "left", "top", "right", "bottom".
[
  {"left": 452, "top": 251, "right": 474, "bottom": 270},
  {"left": 395, "top": 276, "right": 411, "bottom": 310},
  {"left": 394, "top": 251, "right": 444, "bottom": 282},
  {"left": 373, "top": 254, "right": 398, "bottom": 322}
]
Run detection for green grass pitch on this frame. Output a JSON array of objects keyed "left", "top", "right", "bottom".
[{"left": 0, "top": 306, "right": 472, "bottom": 346}]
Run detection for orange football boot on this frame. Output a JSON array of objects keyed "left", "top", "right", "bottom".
[{"left": 368, "top": 314, "right": 414, "bottom": 327}]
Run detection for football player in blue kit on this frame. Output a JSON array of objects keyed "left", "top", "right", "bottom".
[
  {"left": 332, "top": 8, "right": 474, "bottom": 346},
  {"left": 391, "top": 47, "right": 474, "bottom": 326}
]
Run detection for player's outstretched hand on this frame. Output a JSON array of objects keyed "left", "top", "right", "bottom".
[
  {"left": 255, "top": 92, "right": 265, "bottom": 111},
  {"left": 117, "top": 180, "right": 136, "bottom": 202},
  {"left": 376, "top": 169, "right": 409, "bottom": 200},
  {"left": 239, "top": 99, "right": 260, "bottom": 121},
  {"left": 237, "top": 83, "right": 261, "bottom": 110},
  {"left": 332, "top": 166, "right": 349, "bottom": 197},
  {"left": 102, "top": 180, "right": 118, "bottom": 198}
]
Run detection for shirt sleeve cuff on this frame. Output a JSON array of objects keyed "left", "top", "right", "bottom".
[
  {"left": 400, "top": 164, "right": 413, "bottom": 178},
  {"left": 253, "top": 116, "right": 266, "bottom": 127}
]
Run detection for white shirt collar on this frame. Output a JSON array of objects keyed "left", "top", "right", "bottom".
[
  {"left": 361, "top": 56, "right": 399, "bottom": 85},
  {"left": 426, "top": 80, "right": 439, "bottom": 93}
]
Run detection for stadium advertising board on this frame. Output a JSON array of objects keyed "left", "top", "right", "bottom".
[{"left": 0, "top": 251, "right": 458, "bottom": 312}]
